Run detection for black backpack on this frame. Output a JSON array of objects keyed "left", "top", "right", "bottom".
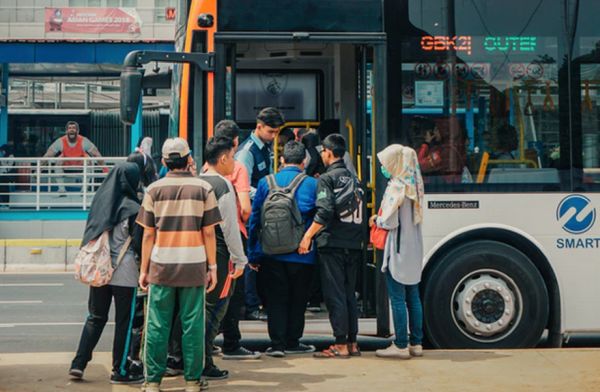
[
  {"left": 334, "top": 172, "right": 363, "bottom": 219},
  {"left": 260, "top": 173, "right": 307, "bottom": 255}
]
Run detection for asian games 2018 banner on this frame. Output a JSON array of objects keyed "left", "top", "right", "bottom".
[{"left": 45, "top": 8, "right": 142, "bottom": 34}]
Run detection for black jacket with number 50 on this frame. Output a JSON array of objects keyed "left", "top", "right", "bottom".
[{"left": 313, "top": 160, "right": 364, "bottom": 250}]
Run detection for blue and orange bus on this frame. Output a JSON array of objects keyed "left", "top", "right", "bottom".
[{"left": 121, "top": 0, "right": 600, "bottom": 349}]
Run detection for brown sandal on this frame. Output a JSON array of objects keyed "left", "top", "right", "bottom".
[{"left": 313, "top": 345, "right": 351, "bottom": 359}]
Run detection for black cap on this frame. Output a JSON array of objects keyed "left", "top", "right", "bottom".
[{"left": 256, "top": 107, "right": 285, "bottom": 128}]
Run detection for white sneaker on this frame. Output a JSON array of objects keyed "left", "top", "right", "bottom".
[
  {"left": 184, "top": 380, "right": 209, "bottom": 392},
  {"left": 143, "top": 382, "right": 160, "bottom": 392},
  {"left": 375, "top": 344, "right": 411, "bottom": 359},
  {"left": 409, "top": 344, "right": 423, "bottom": 357}
]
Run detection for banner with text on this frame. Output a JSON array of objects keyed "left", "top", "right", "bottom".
[{"left": 45, "top": 7, "right": 142, "bottom": 34}]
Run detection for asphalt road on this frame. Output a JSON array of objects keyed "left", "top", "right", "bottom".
[
  {"left": 1, "top": 273, "right": 599, "bottom": 353},
  {"left": 0, "top": 273, "right": 108, "bottom": 353}
]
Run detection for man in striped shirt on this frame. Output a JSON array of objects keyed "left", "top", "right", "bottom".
[{"left": 137, "top": 137, "right": 221, "bottom": 392}]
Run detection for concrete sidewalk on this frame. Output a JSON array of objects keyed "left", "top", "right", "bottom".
[{"left": 1, "top": 349, "right": 600, "bottom": 392}]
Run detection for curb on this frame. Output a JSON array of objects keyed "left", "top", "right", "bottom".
[{"left": 1, "top": 239, "right": 81, "bottom": 272}]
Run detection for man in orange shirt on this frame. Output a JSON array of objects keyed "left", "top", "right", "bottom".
[{"left": 213, "top": 120, "right": 262, "bottom": 360}]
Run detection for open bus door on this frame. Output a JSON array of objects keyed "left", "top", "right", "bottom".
[
  {"left": 120, "top": 0, "right": 391, "bottom": 337},
  {"left": 216, "top": 34, "right": 388, "bottom": 332}
]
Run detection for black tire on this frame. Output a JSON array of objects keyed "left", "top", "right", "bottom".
[{"left": 423, "top": 240, "right": 549, "bottom": 348}]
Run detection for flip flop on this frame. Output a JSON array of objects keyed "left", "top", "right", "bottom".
[{"left": 313, "top": 345, "right": 351, "bottom": 359}]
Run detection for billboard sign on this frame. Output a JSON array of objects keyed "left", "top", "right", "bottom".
[{"left": 45, "top": 8, "right": 142, "bottom": 34}]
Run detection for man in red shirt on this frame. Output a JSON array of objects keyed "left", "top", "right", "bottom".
[{"left": 44, "top": 121, "right": 104, "bottom": 192}]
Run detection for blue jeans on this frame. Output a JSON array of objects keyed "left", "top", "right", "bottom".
[
  {"left": 385, "top": 272, "right": 423, "bottom": 348},
  {"left": 244, "top": 264, "right": 261, "bottom": 313}
]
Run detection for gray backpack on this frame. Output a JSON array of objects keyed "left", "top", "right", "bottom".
[{"left": 260, "top": 173, "right": 307, "bottom": 255}]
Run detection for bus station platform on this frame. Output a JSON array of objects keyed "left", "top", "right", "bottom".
[{"left": 1, "top": 347, "right": 599, "bottom": 392}]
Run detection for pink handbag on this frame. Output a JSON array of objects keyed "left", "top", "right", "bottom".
[{"left": 74, "top": 231, "right": 131, "bottom": 287}]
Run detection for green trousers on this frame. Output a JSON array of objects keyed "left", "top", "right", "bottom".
[{"left": 144, "top": 284, "right": 205, "bottom": 383}]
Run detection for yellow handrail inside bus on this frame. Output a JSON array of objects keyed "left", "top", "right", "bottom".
[
  {"left": 274, "top": 121, "right": 320, "bottom": 172},
  {"left": 367, "top": 88, "right": 376, "bottom": 215},
  {"left": 476, "top": 152, "right": 490, "bottom": 183},
  {"left": 346, "top": 118, "right": 355, "bottom": 164},
  {"left": 357, "top": 144, "right": 362, "bottom": 182},
  {"left": 477, "top": 152, "right": 538, "bottom": 183},
  {"left": 488, "top": 159, "right": 538, "bottom": 168}
]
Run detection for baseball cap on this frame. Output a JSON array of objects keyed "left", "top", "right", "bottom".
[
  {"left": 162, "top": 137, "right": 190, "bottom": 159},
  {"left": 256, "top": 107, "right": 285, "bottom": 128}
]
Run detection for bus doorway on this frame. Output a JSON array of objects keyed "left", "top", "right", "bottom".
[
  {"left": 119, "top": 0, "right": 389, "bottom": 334},
  {"left": 213, "top": 37, "right": 387, "bottom": 319}
]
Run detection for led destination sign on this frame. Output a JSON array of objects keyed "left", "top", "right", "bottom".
[
  {"left": 421, "top": 36, "right": 537, "bottom": 54},
  {"left": 484, "top": 36, "right": 537, "bottom": 52},
  {"left": 421, "top": 36, "right": 472, "bottom": 55}
]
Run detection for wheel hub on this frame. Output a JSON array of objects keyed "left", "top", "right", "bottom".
[{"left": 455, "top": 274, "right": 516, "bottom": 337}]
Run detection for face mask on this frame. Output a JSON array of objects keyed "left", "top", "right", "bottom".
[{"left": 380, "top": 166, "right": 392, "bottom": 179}]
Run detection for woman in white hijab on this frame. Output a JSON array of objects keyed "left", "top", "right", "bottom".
[{"left": 369, "top": 144, "right": 425, "bottom": 359}]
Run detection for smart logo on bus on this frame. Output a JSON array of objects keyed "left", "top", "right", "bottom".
[{"left": 556, "top": 194, "right": 599, "bottom": 249}]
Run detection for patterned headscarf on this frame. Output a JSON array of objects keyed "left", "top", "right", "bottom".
[{"left": 377, "top": 144, "right": 424, "bottom": 225}]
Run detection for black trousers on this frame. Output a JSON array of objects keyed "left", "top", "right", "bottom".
[
  {"left": 71, "top": 285, "right": 137, "bottom": 375},
  {"left": 262, "top": 259, "right": 314, "bottom": 351},
  {"left": 221, "top": 270, "right": 245, "bottom": 352},
  {"left": 129, "top": 293, "right": 146, "bottom": 361},
  {"left": 221, "top": 235, "right": 247, "bottom": 353},
  {"left": 307, "top": 262, "right": 323, "bottom": 307},
  {"left": 318, "top": 248, "right": 361, "bottom": 345}
]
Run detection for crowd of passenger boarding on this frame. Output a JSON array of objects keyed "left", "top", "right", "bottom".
[
  {"left": 61, "top": 107, "right": 429, "bottom": 392},
  {"left": 0, "top": 108, "right": 555, "bottom": 391}
]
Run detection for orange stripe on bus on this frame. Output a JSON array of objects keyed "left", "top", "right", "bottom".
[{"left": 179, "top": 0, "right": 217, "bottom": 141}]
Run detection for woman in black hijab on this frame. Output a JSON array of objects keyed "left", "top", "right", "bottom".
[
  {"left": 127, "top": 150, "right": 158, "bottom": 191},
  {"left": 70, "top": 162, "right": 145, "bottom": 385}
]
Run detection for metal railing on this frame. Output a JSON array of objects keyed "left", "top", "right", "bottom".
[{"left": 0, "top": 157, "right": 126, "bottom": 211}]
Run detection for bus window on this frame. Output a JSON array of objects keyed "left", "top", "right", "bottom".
[
  {"left": 574, "top": 0, "right": 600, "bottom": 191},
  {"left": 402, "top": 0, "right": 566, "bottom": 191},
  {"left": 578, "top": 63, "right": 600, "bottom": 188}
]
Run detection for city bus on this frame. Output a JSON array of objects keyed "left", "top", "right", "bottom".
[{"left": 120, "top": 0, "right": 600, "bottom": 349}]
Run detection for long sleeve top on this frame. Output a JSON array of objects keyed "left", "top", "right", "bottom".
[
  {"left": 199, "top": 172, "right": 248, "bottom": 269},
  {"left": 376, "top": 200, "right": 424, "bottom": 285}
]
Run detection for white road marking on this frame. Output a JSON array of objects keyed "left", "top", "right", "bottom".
[
  {"left": 0, "top": 283, "right": 64, "bottom": 287},
  {"left": 0, "top": 300, "right": 43, "bottom": 304},
  {"left": 0, "top": 322, "right": 115, "bottom": 328},
  {"left": 0, "top": 272, "right": 72, "bottom": 275}
]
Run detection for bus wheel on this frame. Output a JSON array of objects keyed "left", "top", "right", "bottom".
[{"left": 423, "top": 240, "right": 549, "bottom": 348}]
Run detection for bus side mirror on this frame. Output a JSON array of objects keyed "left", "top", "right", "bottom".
[{"left": 120, "top": 66, "right": 143, "bottom": 125}]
